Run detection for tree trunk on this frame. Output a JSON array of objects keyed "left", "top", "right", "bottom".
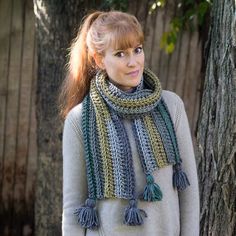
[
  {"left": 33, "top": 1, "right": 91, "bottom": 234},
  {"left": 197, "top": 1, "right": 236, "bottom": 235}
]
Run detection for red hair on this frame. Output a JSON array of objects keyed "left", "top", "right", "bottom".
[{"left": 58, "top": 11, "right": 144, "bottom": 119}]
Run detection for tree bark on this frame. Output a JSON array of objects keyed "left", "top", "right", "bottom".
[
  {"left": 197, "top": 1, "right": 236, "bottom": 235},
  {"left": 33, "top": 1, "right": 91, "bottom": 234}
]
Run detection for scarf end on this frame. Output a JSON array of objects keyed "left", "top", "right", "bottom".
[
  {"left": 142, "top": 174, "right": 163, "bottom": 201},
  {"left": 124, "top": 199, "right": 147, "bottom": 226},
  {"left": 74, "top": 198, "right": 99, "bottom": 229},
  {"left": 173, "top": 163, "right": 190, "bottom": 191}
]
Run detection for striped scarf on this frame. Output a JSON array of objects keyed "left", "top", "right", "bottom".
[{"left": 75, "top": 68, "right": 190, "bottom": 229}]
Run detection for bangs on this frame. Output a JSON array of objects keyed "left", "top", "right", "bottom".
[{"left": 106, "top": 24, "right": 144, "bottom": 50}]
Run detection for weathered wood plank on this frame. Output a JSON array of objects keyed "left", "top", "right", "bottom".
[
  {"left": 149, "top": 6, "right": 165, "bottom": 76},
  {"left": 23, "top": 29, "right": 37, "bottom": 236},
  {"left": 175, "top": 31, "right": 190, "bottom": 97},
  {"left": 0, "top": 1, "right": 12, "bottom": 221},
  {"left": 132, "top": 0, "right": 148, "bottom": 30},
  {"left": 163, "top": 2, "right": 179, "bottom": 91},
  {"left": 1, "top": 0, "right": 23, "bottom": 234},
  {"left": 143, "top": 4, "right": 157, "bottom": 67},
  {"left": 160, "top": 1, "right": 176, "bottom": 89},
  {"left": 11, "top": 0, "right": 36, "bottom": 234},
  {"left": 165, "top": 0, "right": 179, "bottom": 91},
  {"left": 166, "top": 37, "right": 181, "bottom": 91}
]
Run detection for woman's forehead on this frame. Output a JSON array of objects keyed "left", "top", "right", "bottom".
[
  {"left": 99, "top": 25, "right": 144, "bottom": 55},
  {"left": 108, "top": 33, "right": 143, "bottom": 50}
]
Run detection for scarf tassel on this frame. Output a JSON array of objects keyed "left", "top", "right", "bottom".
[
  {"left": 173, "top": 163, "right": 190, "bottom": 191},
  {"left": 74, "top": 198, "right": 99, "bottom": 229},
  {"left": 142, "top": 174, "right": 163, "bottom": 201},
  {"left": 124, "top": 199, "right": 147, "bottom": 226}
]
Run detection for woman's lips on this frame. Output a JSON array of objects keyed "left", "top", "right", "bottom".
[{"left": 126, "top": 70, "right": 139, "bottom": 77}]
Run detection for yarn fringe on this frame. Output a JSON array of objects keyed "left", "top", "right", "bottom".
[
  {"left": 74, "top": 198, "right": 99, "bottom": 229},
  {"left": 142, "top": 174, "right": 163, "bottom": 201},
  {"left": 173, "top": 163, "right": 190, "bottom": 191},
  {"left": 124, "top": 199, "right": 147, "bottom": 226}
]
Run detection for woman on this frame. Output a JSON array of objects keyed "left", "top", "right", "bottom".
[{"left": 60, "top": 11, "right": 199, "bottom": 236}]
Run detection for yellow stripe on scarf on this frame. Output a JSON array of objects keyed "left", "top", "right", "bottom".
[{"left": 90, "top": 80, "right": 115, "bottom": 198}]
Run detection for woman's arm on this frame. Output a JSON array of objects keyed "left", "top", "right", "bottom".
[
  {"left": 175, "top": 98, "right": 200, "bottom": 236},
  {"left": 62, "top": 107, "right": 87, "bottom": 236}
]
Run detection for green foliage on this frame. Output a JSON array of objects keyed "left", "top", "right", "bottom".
[
  {"left": 160, "top": 17, "right": 182, "bottom": 53},
  {"left": 100, "top": 0, "right": 129, "bottom": 11},
  {"left": 197, "top": 1, "right": 211, "bottom": 25},
  {"left": 150, "top": 0, "right": 212, "bottom": 53}
]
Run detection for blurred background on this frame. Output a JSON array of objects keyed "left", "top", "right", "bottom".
[{"left": 0, "top": 0, "right": 235, "bottom": 235}]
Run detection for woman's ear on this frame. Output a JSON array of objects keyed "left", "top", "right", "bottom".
[{"left": 93, "top": 53, "right": 105, "bottom": 70}]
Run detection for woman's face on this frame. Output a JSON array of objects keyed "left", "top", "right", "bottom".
[{"left": 99, "top": 43, "right": 145, "bottom": 91}]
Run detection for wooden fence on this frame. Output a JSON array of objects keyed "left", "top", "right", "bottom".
[
  {"left": 0, "top": 0, "right": 37, "bottom": 235},
  {"left": 0, "top": 0, "right": 202, "bottom": 235}
]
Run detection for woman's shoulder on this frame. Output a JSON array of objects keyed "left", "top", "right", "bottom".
[
  {"left": 64, "top": 103, "right": 83, "bottom": 129},
  {"left": 161, "top": 90, "right": 185, "bottom": 125},
  {"left": 161, "top": 90, "right": 184, "bottom": 107}
]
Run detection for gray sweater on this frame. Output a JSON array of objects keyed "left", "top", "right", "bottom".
[{"left": 62, "top": 90, "right": 200, "bottom": 236}]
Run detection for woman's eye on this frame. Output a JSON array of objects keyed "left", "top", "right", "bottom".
[
  {"left": 115, "top": 51, "right": 125, "bottom": 57},
  {"left": 135, "top": 46, "right": 143, "bottom": 54}
]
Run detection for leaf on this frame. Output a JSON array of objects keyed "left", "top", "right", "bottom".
[
  {"left": 166, "top": 42, "right": 175, "bottom": 53},
  {"left": 153, "top": 0, "right": 212, "bottom": 54},
  {"left": 160, "top": 32, "right": 168, "bottom": 49},
  {"left": 197, "top": 1, "right": 210, "bottom": 26}
]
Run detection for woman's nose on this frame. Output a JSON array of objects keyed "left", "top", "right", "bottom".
[{"left": 127, "top": 55, "right": 137, "bottom": 67}]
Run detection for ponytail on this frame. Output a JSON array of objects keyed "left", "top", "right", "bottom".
[{"left": 58, "top": 11, "right": 102, "bottom": 119}]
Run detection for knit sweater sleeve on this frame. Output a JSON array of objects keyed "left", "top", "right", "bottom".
[
  {"left": 173, "top": 93, "right": 200, "bottom": 236},
  {"left": 62, "top": 104, "right": 87, "bottom": 236}
]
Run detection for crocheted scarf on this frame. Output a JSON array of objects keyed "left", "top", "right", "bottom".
[{"left": 75, "top": 68, "right": 190, "bottom": 229}]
